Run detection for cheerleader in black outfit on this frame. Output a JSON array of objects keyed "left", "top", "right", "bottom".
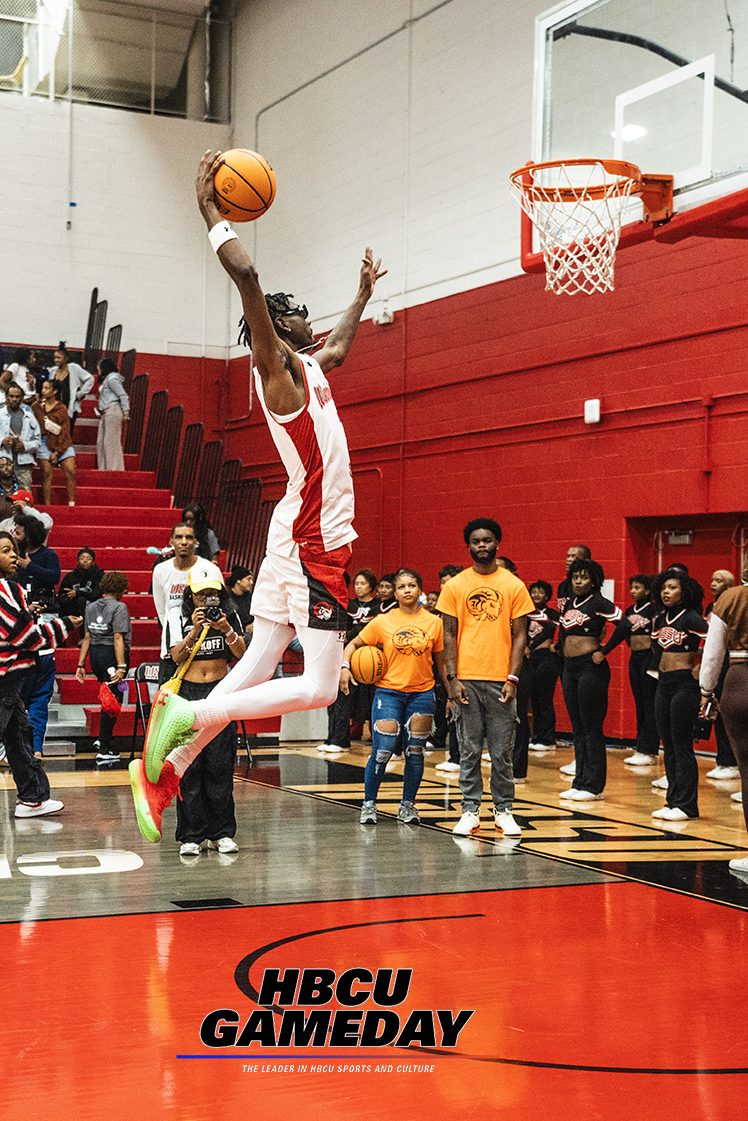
[
  {"left": 601, "top": 575, "right": 659, "bottom": 767},
  {"left": 649, "top": 568, "right": 707, "bottom": 821},
  {"left": 559, "top": 559, "right": 621, "bottom": 801},
  {"left": 513, "top": 582, "right": 561, "bottom": 780}
]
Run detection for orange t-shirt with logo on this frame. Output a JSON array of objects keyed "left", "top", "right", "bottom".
[
  {"left": 436, "top": 566, "right": 534, "bottom": 681},
  {"left": 358, "top": 607, "right": 444, "bottom": 693}
]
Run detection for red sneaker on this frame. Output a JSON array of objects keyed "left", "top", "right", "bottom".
[{"left": 129, "top": 757, "right": 180, "bottom": 843}]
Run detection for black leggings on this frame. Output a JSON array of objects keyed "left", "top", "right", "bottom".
[
  {"left": 562, "top": 653, "right": 610, "bottom": 794},
  {"left": 628, "top": 648, "right": 659, "bottom": 755},
  {"left": 89, "top": 645, "right": 130, "bottom": 749},
  {"left": 654, "top": 669, "right": 700, "bottom": 817}
]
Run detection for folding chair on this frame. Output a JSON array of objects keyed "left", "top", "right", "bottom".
[{"left": 129, "top": 662, "right": 160, "bottom": 759}]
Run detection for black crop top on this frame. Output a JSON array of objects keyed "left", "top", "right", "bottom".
[
  {"left": 559, "top": 594, "right": 621, "bottom": 640},
  {"left": 651, "top": 607, "right": 707, "bottom": 654},
  {"left": 165, "top": 608, "right": 243, "bottom": 662},
  {"left": 527, "top": 606, "right": 559, "bottom": 651},
  {"left": 602, "top": 600, "right": 657, "bottom": 655}
]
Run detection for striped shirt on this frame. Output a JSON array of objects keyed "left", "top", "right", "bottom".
[
  {"left": 0, "top": 578, "right": 72, "bottom": 676},
  {"left": 254, "top": 354, "right": 356, "bottom": 558}
]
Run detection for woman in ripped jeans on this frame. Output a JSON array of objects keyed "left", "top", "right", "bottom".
[{"left": 340, "top": 568, "right": 445, "bottom": 825}]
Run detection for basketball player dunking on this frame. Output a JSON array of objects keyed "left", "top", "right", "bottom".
[{"left": 130, "top": 150, "right": 386, "bottom": 842}]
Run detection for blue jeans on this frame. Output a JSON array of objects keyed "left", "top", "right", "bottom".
[{"left": 364, "top": 687, "right": 435, "bottom": 803}]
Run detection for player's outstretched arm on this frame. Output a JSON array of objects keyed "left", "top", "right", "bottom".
[
  {"left": 196, "top": 151, "right": 304, "bottom": 415},
  {"left": 315, "top": 248, "right": 387, "bottom": 375}
]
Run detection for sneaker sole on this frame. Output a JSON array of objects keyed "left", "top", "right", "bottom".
[{"left": 129, "top": 760, "right": 161, "bottom": 843}]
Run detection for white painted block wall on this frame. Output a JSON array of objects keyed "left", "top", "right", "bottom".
[{"left": 1, "top": 0, "right": 547, "bottom": 355}]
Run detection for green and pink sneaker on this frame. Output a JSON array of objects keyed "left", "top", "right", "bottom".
[
  {"left": 144, "top": 688, "right": 197, "bottom": 784},
  {"left": 129, "top": 757, "right": 180, "bottom": 843}
]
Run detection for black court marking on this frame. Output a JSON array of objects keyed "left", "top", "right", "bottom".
[
  {"left": 259, "top": 751, "right": 748, "bottom": 910},
  {"left": 234, "top": 913, "right": 483, "bottom": 1006},
  {"left": 172, "top": 897, "right": 244, "bottom": 909},
  {"left": 223, "top": 913, "right": 748, "bottom": 1076}
]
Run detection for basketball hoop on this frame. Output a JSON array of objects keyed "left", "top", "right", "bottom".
[{"left": 510, "top": 159, "right": 672, "bottom": 295}]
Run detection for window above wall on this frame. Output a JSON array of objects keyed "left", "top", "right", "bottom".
[{"left": 0, "top": 0, "right": 231, "bottom": 122}]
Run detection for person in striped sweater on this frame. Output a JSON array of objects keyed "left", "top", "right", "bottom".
[{"left": 0, "top": 531, "right": 81, "bottom": 816}]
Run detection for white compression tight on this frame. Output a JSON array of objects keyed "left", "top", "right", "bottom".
[{"left": 166, "top": 617, "right": 343, "bottom": 777}]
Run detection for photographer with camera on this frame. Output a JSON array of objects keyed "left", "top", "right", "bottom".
[
  {"left": 163, "top": 563, "right": 245, "bottom": 858},
  {"left": 76, "top": 572, "right": 131, "bottom": 763}
]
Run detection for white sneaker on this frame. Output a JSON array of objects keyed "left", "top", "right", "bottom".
[
  {"left": 625, "top": 752, "right": 659, "bottom": 766},
  {"left": 572, "top": 789, "right": 603, "bottom": 801},
  {"left": 481, "top": 751, "right": 490, "bottom": 762},
  {"left": 559, "top": 761, "right": 576, "bottom": 776},
  {"left": 651, "top": 806, "right": 691, "bottom": 821},
  {"left": 728, "top": 856, "right": 748, "bottom": 872},
  {"left": 452, "top": 811, "right": 481, "bottom": 835},
  {"left": 559, "top": 788, "right": 579, "bottom": 799},
  {"left": 360, "top": 800, "right": 377, "bottom": 824},
  {"left": 180, "top": 842, "right": 202, "bottom": 856},
  {"left": 731, "top": 791, "right": 743, "bottom": 803},
  {"left": 706, "top": 766, "right": 740, "bottom": 780},
  {"left": 14, "top": 798, "right": 64, "bottom": 818},
  {"left": 436, "top": 760, "right": 461, "bottom": 773},
  {"left": 494, "top": 810, "right": 521, "bottom": 836},
  {"left": 320, "top": 744, "right": 345, "bottom": 754},
  {"left": 651, "top": 775, "right": 669, "bottom": 789},
  {"left": 529, "top": 742, "right": 555, "bottom": 752},
  {"left": 208, "top": 837, "right": 239, "bottom": 854}
]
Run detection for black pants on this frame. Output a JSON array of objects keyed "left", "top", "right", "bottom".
[
  {"left": 562, "top": 654, "right": 610, "bottom": 794},
  {"left": 718, "top": 664, "right": 748, "bottom": 833},
  {"left": 176, "top": 677, "right": 237, "bottom": 844},
  {"left": 432, "top": 680, "right": 459, "bottom": 761},
  {"left": 713, "top": 656, "right": 737, "bottom": 767},
  {"left": 89, "top": 645, "right": 130, "bottom": 749},
  {"left": 326, "top": 682, "right": 373, "bottom": 747},
  {"left": 655, "top": 669, "right": 700, "bottom": 817},
  {"left": 628, "top": 649, "right": 659, "bottom": 755},
  {"left": 0, "top": 673, "right": 51, "bottom": 804}
]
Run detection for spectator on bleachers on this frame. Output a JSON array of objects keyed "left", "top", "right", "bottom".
[
  {"left": 51, "top": 343, "right": 94, "bottom": 433},
  {"left": 228, "top": 565, "right": 254, "bottom": 634},
  {"left": 76, "top": 571, "right": 131, "bottom": 764},
  {"left": 0, "top": 489, "right": 53, "bottom": 538},
  {"left": 0, "top": 455, "right": 17, "bottom": 520},
  {"left": 376, "top": 573, "right": 397, "bottom": 613},
  {"left": 181, "top": 502, "right": 220, "bottom": 563},
  {"left": 13, "top": 513, "right": 61, "bottom": 612},
  {"left": 59, "top": 547, "right": 104, "bottom": 619},
  {"left": 0, "top": 382, "right": 40, "bottom": 490},
  {"left": 2, "top": 348, "right": 37, "bottom": 402},
  {"left": 32, "top": 379, "right": 76, "bottom": 505},
  {"left": 96, "top": 358, "right": 129, "bottom": 472}
]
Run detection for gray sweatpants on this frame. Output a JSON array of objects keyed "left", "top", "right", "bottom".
[{"left": 454, "top": 679, "right": 517, "bottom": 813}]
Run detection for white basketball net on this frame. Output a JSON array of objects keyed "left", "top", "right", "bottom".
[{"left": 511, "top": 162, "right": 638, "bottom": 295}]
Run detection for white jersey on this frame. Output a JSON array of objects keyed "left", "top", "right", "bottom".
[{"left": 254, "top": 353, "right": 356, "bottom": 557}]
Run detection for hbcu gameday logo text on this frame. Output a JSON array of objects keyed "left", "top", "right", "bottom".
[{"left": 200, "top": 967, "right": 473, "bottom": 1049}]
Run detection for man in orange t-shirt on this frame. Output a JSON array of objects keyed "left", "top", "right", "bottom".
[{"left": 436, "top": 518, "right": 533, "bottom": 838}]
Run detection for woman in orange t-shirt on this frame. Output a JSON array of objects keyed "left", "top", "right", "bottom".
[{"left": 341, "top": 568, "right": 445, "bottom": 826}]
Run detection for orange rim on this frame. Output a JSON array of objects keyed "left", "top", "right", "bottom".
[{"left": 510, "top": 158, "right": 642, "bottom": 202}]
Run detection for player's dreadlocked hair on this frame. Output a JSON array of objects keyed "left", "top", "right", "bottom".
[{"left": 237, "top": 293, "right": 301, "bottom": 348}]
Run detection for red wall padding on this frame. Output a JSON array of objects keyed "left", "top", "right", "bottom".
[{"left": 216, "top": 231, "right": 748, "bottom": 739}]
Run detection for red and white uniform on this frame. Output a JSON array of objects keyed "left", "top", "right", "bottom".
[
  {"left": 251, "top": 354, "right": 354, "bottom": 631},
  {"left": 255, "top": 354, "right": 356, "bottom": 557}
]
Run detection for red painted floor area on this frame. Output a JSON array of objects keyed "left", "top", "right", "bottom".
[{"left": 2, "top": 883, "right": 746, "bottom": 1120}]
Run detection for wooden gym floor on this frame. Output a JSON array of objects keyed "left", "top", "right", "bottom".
[{"left": 2, "top": 741, "right": 747, "bottom": 1120}]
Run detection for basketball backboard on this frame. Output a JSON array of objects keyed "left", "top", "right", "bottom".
[{"left": 520, "top": 0, "right": 748, "bottom": 272}]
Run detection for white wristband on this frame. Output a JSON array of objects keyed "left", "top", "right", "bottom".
[{"left": 208, "top": 221, "right": 238, "bottom": 254}]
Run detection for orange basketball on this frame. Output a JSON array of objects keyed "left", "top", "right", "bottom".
[
  {"left": 213, "top": 148, "right": 276, "bottom": 222},
  {"left": 350, "top": 645, "right": 387, "bottom": 686}
]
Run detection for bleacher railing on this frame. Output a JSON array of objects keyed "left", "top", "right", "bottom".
[
  {"left": 124, "top": 373, "right": 148, "bottom": 456},
  {"left": 155, "top": 404, "right": 183, "bottom": 492}
]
